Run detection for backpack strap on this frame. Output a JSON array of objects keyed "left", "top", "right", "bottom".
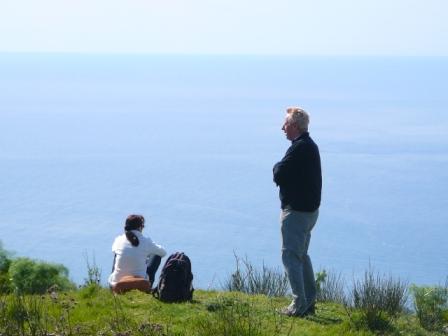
[
  {"left": 151, "top": 286, "right": 159, "bottom": 298},
  {"left": 111, "top": 253, "right": 117, "bottom": 273}
]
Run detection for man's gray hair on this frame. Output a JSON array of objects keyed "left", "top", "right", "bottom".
[{"left": 286, "top": 107, "right": 309, "bottom": 132}]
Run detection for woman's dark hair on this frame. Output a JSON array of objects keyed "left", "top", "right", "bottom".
[{"left": 124, "top": 214, "right": 145, "bottom": 247}]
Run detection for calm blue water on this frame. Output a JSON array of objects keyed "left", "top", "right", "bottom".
[{"left": 0, "top": 54, "right": 447, "bottom": 288}]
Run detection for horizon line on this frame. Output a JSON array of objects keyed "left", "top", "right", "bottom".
[{"left": 0, "top": 51, "right": 447, "bottom": 59}]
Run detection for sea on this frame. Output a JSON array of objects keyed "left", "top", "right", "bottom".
[{"left": 0, "top": 53, "right": 447, "bottom": 289}]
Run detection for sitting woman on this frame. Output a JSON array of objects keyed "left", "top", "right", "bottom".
[{"left": 108, "top": 214, "right": 167, "bottom": 293}]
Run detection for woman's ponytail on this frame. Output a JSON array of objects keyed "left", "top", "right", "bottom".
[
  {"left": 124, "top": 214, "right": 145, "bottom": 247},
  {"left": 125, "top": 231, "right": 139, "bottom": 246}
]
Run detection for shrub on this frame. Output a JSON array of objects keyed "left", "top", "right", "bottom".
[
  {"left": 315, "top": 269, "right": 346, "bottom": 304},
  {"left": 223, "top": 255, "right": 289, "bottom": 297},
  {"left": 0, "top": 273, "right": 11, "bottom": 294},
  {"left": 345, "top": 267, "right": 408, "bottom": 331},
  {"left": 0, "top": 242, "right": 13, "bottom": 293},
  {"left": 8, "top": 258, "right": 75, "bottom": 294},
  {"left": 0, "top": 241, "right": 12, "bottom": 273},
  {"left": 411, "top": 282, "right": 448, "bottom": 331}
]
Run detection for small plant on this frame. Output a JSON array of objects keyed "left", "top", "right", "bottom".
[
  {"left": 315, "top": 269, "right": 346, "bottom": 304},
  {"left": 411, "top": 281, "right": 448, "bottom": 332},
  {"left": 2, "top": 294, "right": 28, "bottom": 335},
  {"left": 83, "top": 251, "right": 102, "bottom": 287},
  {"left": 53, "top": 293, "right": 78, "bottom": 336},
  {"left": 345, "top": 267, "right": 408, "bottom": 331},
  {"left": 0, "top": 293, "right": 52, "bottom": 336},
  {"left": 223, "top": 254, "right": 289, "bottom": 297},
  {"left": 8, "top": 257, "right": 76, "bottom": 294}
]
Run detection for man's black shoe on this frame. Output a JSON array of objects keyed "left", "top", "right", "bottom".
[
  {"left": 278, "top": 303, "right": 316, "bottom": 318},
  {"left": 302, "top": 303, "right": 315, "bottom": 316}
]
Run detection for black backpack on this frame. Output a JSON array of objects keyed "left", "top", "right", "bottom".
[{"left": 154, "top": 252, "right": 194, "bottom": 303}]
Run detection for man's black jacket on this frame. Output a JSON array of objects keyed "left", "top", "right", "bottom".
[{"left": 273, "top": 132, "right": 322, "bottom": 212}]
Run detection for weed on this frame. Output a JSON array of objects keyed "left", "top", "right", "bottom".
[
  {"left": 223, "top": 254, "right": 289, "bottom": 297},
  {"left": 78, "top": 282, "right": 102, "bottom": 299},
  {"left": 0, "top": 293, "right": 52, "bottom": 336},
  {"left": 83, "top": 251, "right": 102, "bottom": 287},
  {"left": 411, "top": 281, "right": 448, "bottom": 332},
  {"left": 315, "top": 269, "right": 346, "bottom": 304},
  {"left": 345, "top": 267, "right": 408, "bottom": 331}
]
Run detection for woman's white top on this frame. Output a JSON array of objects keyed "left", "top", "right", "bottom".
[{"left": 108, "top": 230, "right": 166, "bottom": 286}]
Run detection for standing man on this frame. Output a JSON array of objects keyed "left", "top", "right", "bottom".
[{"left": 273, "top": 107, "right": 322, "bottom": 317}]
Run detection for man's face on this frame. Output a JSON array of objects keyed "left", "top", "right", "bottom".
[{"left": 282, "top": 115, "right": 299, "bottom": 141}]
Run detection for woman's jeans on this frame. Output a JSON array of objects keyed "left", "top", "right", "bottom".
[
  {"left": 146, "top": 255, "right": 162, "bottom": 285},
  {"left": 281, "top": 208, "right": 319, "bottom": 315}
]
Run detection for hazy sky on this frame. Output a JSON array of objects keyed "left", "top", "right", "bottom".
[{"left": 0, "top": 0, "right": 447, "bottom": 55}]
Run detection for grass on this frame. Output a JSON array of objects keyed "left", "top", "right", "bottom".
[
  {"left": 0, "top": 244, "right": 446, "bottom": 335},
  {"left": 315, "top": 269, "right": 346, "bottom": 304},
  {"left": 0, "top": 285, "right": 444, "bottom": 336},
  {"left": 222, "top": 254, "right": 289, "bottom": 297},
  {"left": 411, "top": 281, "right": 448, "bottom": 332},
  {"left": 344, "top": 267, "right": 409, "bottom": 332}
]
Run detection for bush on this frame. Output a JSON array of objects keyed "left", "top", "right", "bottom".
[
  {"left": 0, "top": 273, "right": 11, "bottom": 294},
  {"left": 223, "top": 255, "right": 289, "bottom": 297},
  {"left": 0, "top": 242, "right": 12, "bottom": 273},
  {"left": 8, "top": 258, "right": 75, "bottom": 294},
  {"left": 346, "top": 267, "right": 408, "bottom": 331},
  {"left": 315, "top": 269, "right": 346, "bottom": 304},
  {"left": 411, "top": 282, "right": 448, "bottom": 331},
  {"left": 0, "top": 242, "right": 13, "bottom": 293}
]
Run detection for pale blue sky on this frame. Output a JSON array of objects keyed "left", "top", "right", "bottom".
[{"left": 0, "top": 0, "right": 447, "bottom": 55}]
